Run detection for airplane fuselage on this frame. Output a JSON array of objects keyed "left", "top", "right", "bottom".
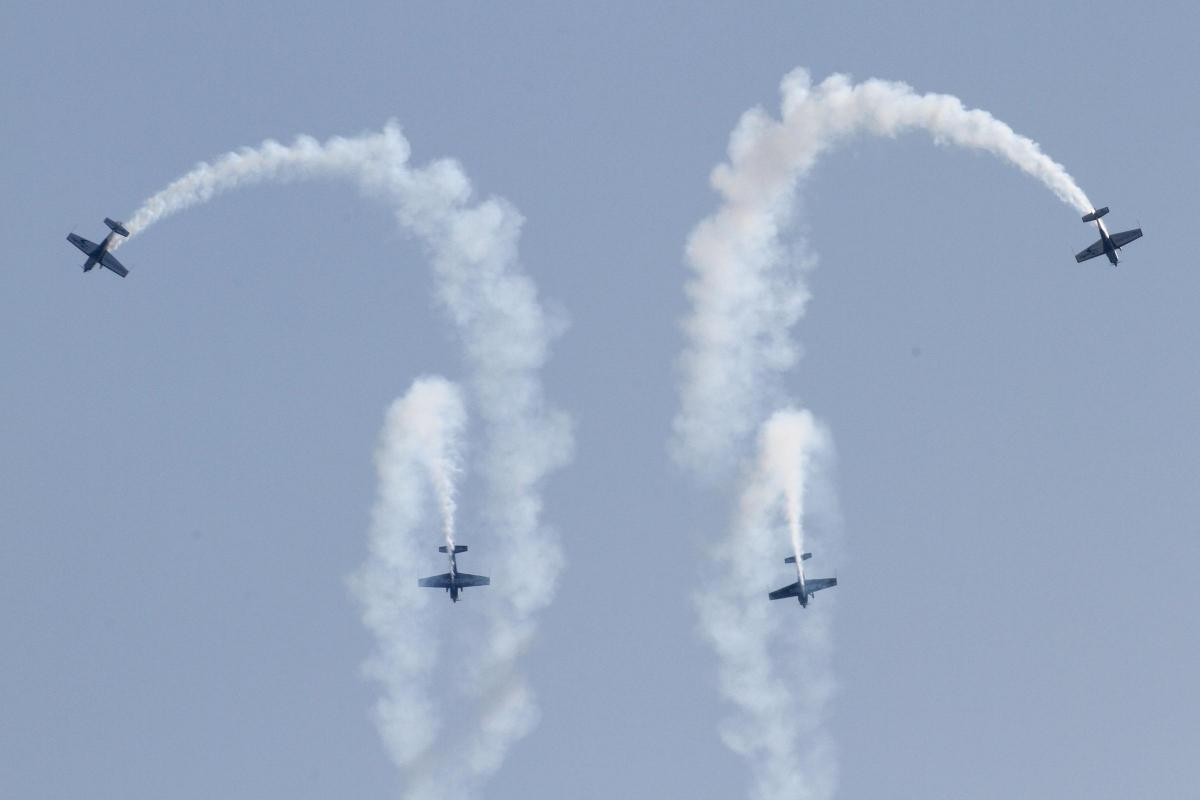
[
  {"left": 70, "top": 231, "right": 116, "bottom": 272},
  {"left": 448, "top": 550, "right": 461, "bottom": 602},
  {"left": 1093, "top": 219, "right": 1121, "bottom": 266},
  {"left": 84, "top": 233, "right": 116, "bottom": 271}
]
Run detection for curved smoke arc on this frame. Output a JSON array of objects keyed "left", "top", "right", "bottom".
[
  {"left": 120, "top": 123, "right": 573, "bottom": 799},
  {"left": 675, "top": 69, "right": 1091, "bottom": 478}
]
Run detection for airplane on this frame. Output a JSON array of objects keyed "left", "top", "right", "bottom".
[
  {"left": 418, "top": 544, "right": 490, "bottom": 603},
  {"left": 66, "top": 218, "right": 131, "bottom": 277},
  {"left": 1075, "top": 207, "right": 1142, "bottom": 267},
  {"left": 768, "top": 551, "right": 837, "bottom": 608}
]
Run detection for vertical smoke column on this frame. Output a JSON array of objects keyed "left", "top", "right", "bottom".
[
  {"left": 759, "top": 410, "right": 824, "bottom": 563},
  {"left": 697, "top": 409, "right": 835, "bottom": 800},
  {"left": 411, "top": 380, "right": 466, "bottom": 553},
  {"left": 390, "top": 147, "right": 573, "bottom": 796},
  {"left": 415, "top": 378, "right": 465, "bottom": 552},
  {"left": 352, "top": 377, "right": 467, "bottom": 768}
]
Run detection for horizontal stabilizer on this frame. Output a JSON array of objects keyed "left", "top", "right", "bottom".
[
  {"left": 438, "top": 545, "right": 468, "bottom": 554},
  {"left": 783, "top": 553, "right": 813, "bottom": 564},
  {"left": 1082, "top": 207, "right": 1109, "bottom": 223},
  {"left": 104, "top": 218, "right": 130, "bottom": 237}
]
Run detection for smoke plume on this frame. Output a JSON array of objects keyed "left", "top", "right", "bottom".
[
  {"left": 758, "top": 410, "right": 826, "bottom": 562},
  {"left": 121, "top": 124, "right": 572, "bottom": 796},
  {"left": 404, "top": 378, "right": 465, "bottom": 550},
  {"left": 351, "top": 376, "right": 466, "bottom": 767},
  {"left": 679, "top": 69, "right": 1093, "bottom": 799},
  {"left": 674, "top": 69, "right": 1092, "bottom": 475},
  {"left": 696, "top": 409, "right": 835, "bottom": 800}
]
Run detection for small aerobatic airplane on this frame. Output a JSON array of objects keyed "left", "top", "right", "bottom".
[
  {"left": 66, "top": 218, "right": 131, "bottom": 277},
  {"left": 769, "top": 551, "right": 837, "bottom": 608},
  {"left": 418, "top": 544, "right": 490, "bottom": 603},
  {"left": 1075, "top": 207, "right": 1143, "bottom": 267}
]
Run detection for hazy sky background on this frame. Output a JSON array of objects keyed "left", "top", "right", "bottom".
[{"left": 2, "top": 2, "right": 1197, "bottom": 798}]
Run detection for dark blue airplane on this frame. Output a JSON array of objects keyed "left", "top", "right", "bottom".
[
  {"left": 66, "top": 218, "right": 130, "bottom": 277},
  {"left": 418, "top": 544, "right": 490, "bottom": 603},
  {"left": 769, "top": 551, "right": 837, "bottom": 608},
  {"left": 1075, "top": 206, "right": 1142, "bottom": 267}
]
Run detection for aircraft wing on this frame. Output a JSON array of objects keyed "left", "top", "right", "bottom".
[
  {"left": 1109, "top": 228, "right": 1143, "bottom": 249},
  {"left": 418, "top": 572, "right": 453, "bottom": 588},
  {"left": 768, "top": 582, "right": 801, "bottom": 601},
  {"left": 67, "top": 233, "right": 97, "bottom": 255},
  {"left": 99, "top": 252, "right": 129, "bottom": 278},
  {"left": 455, "top": 573, "right": 490, "bottom": 588},
  {"left": 1075, "top": 239, "right": 1105, "bottom": 263},
  {"left": 806, "top": 577, "right": 837, "bottom": 594}
]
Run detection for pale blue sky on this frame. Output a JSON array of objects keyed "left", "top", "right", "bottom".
[{"left": 2, "top": 2, "right": 1197, "bottom": 798}]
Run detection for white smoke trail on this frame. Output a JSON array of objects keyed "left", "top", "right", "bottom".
[
  {"left": 351, "top": 376, "right": 466, "bottom": 767},
  {"left": 120, "top": 124, "right": 572, "bottom": 796},
  {"left": 401, "top": 378, "right": 465, "bottom": 552},
  {"left": 674, "top": 69, "right": 1093, "bottom": 475},
  {"left": 758, "top": 410, "right": 824, "bottom": 562},
  {"left": 697, "top": 409, "right": 835, "bottom": 800},
  {"left": 681, "top": 70, "right": 1092, "bottom": 799}
]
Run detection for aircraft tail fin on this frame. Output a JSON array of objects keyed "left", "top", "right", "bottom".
[
  {"left": 784, "top": 553, "right": 813, "bottom": 564},
  {"left": 1082, "top": 207, "right": 1109, "bottom": 223},
  {"left": 438, "top": 545, "right": 468, "bottom": 554},
  {"left": 103, "top": 218, "right": 130, "bottom": 237}
]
